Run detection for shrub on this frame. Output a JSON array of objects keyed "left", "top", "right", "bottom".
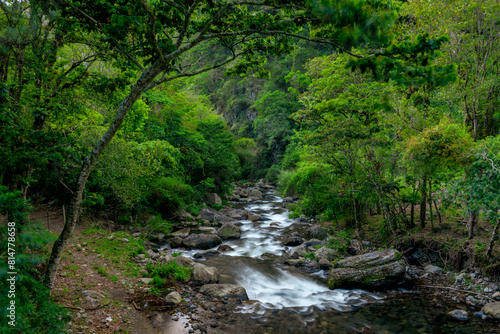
[{"left": 146, "top": 261, "right": 192, "bottom": 282}]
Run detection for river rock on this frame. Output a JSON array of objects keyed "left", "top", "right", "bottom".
[
  {"left": 249, "top": 189, "right": 263, "bottom": 200},
  {"left": 169, "top": 236, "right": 183, "bottom": 248},
  {"left": 171, "top": 228, "right": 190, "bottom": 238},
  {"left": 198, "top": 226, "right": 217, "bottom": 234},
  {"left": 282, "top": 236, "right": 303, "bottom": 246},
  {"left": 205, "top": 193, "right": 222, "bottom": 205},
  {"left": 248, "top": 214, "right": 261, "bottom": 222},
  {"left": 199, "top": 284, "right": 249, "bottom": 301},
  {"left": 328, "top": 249, "right": 406, "bottom": 289},
  {"left": 217, "top": 222, "right": 241, "bottom": 240},
  {"left": 173, "top": 256, "right": 195, "bottom": 268},
  {"left": 214, "top": 215, "right": 236, "bottom": 224},
  {"left": 239, "top": 188, "right": 250, "bottom": 198},
  {"left": 193, "top": 249, "right": 220, "bottom": 258},
  {"left": 448, "top": 309, "right": 468, "bottom": 321},
  {"left": 158, "top": 253, "right": 175, "bottom": 264},
  {"left": 424, "top": 264, "right": 443, "bottom": 274},
  {"left": 283, "top": 197, "right": 293, "bottom": 203},
  {"left": 193, "top": 263, "right": 220, "bottom": 285},
  {"left": 198, "top": 208, "right": 220, "bottom": 221},
  {"left": 482, "top": 302, "right": 500, "bottom": 319},
  {"left": 318, "top": 258, "right": 333, "bottom": 270},
  {"left": 173, "top": 209, "right": 194, "bottom": 221},
  {"left": 315, "top": 246, "right": 337, "bottom": 261},
  {"left": 308, "top": 224, "right": 328, "bottom": 239},
  {"left": 183, "top": 234, "right": 222, "bottom": 249},
  {"left": 228, "top": 209, "right": 249, "bottom": 220},
  {"left": 290, "top": 244, "right": 308, "bottom": 259},
  {"left": 218, "top": 244, "right": 234, "bottom": 252},
  {"left": 165, "top": 291, "right": 182, "bottom": 304}
]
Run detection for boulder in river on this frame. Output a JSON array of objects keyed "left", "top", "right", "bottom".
[
  {"left": 328, "top": 249, "right": 406, "bottom": 289},
  {"left": 193, "top": 263, "right": 220, "bottom": 285},
  {"left": 217, "top": 222, "right": 241, "bottom": 240},
  {"left": 200, "top": 284, "right": 249, "bottom": 301},
  {"left": 249, "top": 189, "right": 263, "bottom": 200},
  {"left": 282, "top": 236, "right": 303, "bottom": 246},
  {"left": 182, "top": 234, "right": 222, "bottom": 250}
]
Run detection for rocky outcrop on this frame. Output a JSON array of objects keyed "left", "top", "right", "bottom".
[
  {"left": 183, "top": 234, "right": 222, "bottom": 250},
  {"left": 329, "top": 249, "right": 406, "bottom": 289},
  {"left": 217, "top": 222, "right": 241, "bottom": 240},
  {"left": 199, "top": 284, "right": 249, "bottom": 301},
  {"left": 192, "top": 263, "right": 220, "bottom": 285}
]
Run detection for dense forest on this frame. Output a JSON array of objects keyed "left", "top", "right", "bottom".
[{"left": 1, "top": 0, "right": 500, "bottom": 332}]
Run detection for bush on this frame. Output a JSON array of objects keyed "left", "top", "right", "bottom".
[
  {"left": 146, "top": 261, "right": 192, "bottom": 282},
  {"left": 144, "top": 176, "right": 194, "bottom": 216}
]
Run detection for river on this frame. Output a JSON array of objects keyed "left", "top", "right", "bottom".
[{"left": 166, "top": 189, "right": 494, "bottom": 333}]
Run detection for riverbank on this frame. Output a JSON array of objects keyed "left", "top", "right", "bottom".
[{"left": 29, "top": 181, "right": 500, "bottom": 333}]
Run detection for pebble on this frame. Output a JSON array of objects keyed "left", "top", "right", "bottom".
[
  {"left": 493, "top": 292, "right": 500, "bottom": 298},
  {"left": 210, "top": 323, "right": 218, "bottom": 328},
  {"left": 171, "top": 316, "right": 179, "bottom": 321},
  {"left": 455, "top": 276, "right": 463, "bottom": 284}
]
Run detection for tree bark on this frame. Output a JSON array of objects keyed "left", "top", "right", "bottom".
[
  {"left": 487, "top": 218, "right": 500, "bottom": 258},
  {"left": 419, "top": 175, "right": 427, "bottom": 229},
  {"left": 43, "top": 64, "right": 164, "bottom": 288},
  {"left": 468, "top": 210, "right": 478, "bottom": 240}
]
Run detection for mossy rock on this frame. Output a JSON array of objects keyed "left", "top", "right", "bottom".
[{"left": 329, "top": 259, "right": 406, "bottom": 289}]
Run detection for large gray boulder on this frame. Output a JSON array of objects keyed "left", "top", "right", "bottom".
[
  {"left": 173, "top": 255, "right": 195, "bottom": 268},
  {"left": 192, "top": 263, "right": 220, "bottom": 285},
  {"left": 200, "top": 284, "right": 249, "bottom": 301},
  {"left": 249, "top": 189, "right": 263, "bottom": 200},
  {"left": 329, "top": 249, "right": 406, "bottom": 289},
  {"left": 315, "top": 246, "right": 337, "bottom": 261},
  {"left": 217, "top": 222, "right": 241, "bottom": 240},
  {"left": 183, "top": 234, "right": 222, "bottom": 250},
  {"left": 171, "top": 228, "right": 190, "bottom": 238},
  {"left": 205, "top": 193, "right": 222, "bottom": 205},
  {"left": 483, "top": 302, "right": 500, "bottom": 319}
]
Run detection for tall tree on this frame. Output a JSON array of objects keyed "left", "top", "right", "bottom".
[{"left": 40, "top": 0, "right": 426, "bottom": 288}]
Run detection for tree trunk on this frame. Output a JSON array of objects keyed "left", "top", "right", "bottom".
[
  {"left": 487, "top": 219, "right": 500, "bottom": 258},
  {"left": 468, "top": 211, "right": 478, "bottom": 240},
  {"left": 428, "top": 178, "right": 433, "bottom": 231},
  {"left": 43, "top": 64, "right": 164, "bottom": 288},
  {"left": 433, "top": 199, "right": 441, "bottom": 225},
  {"left": 410, "top": 203, "right": 415, "bottom": 228},
  {"left": 419, "top": 175, "right": 427, "bottom": 229}
]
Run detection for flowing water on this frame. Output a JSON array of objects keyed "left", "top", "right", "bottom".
[{"left": 166, "top": 190, "right": 497, "bottom": 333}]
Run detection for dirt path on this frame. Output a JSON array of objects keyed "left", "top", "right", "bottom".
[{"left": 33, "top": 206, "right": 159, "bottom": 334}]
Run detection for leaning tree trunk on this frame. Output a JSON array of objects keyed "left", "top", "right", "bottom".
[
  {"left": 487, "top": 218, "right": 500, "bottom": 258},
  {"left": 43, "top": 65, "right": 163, "bottom": 288},
  {"left": 419, "top": 175, "right": 427, "bottom": 229}
]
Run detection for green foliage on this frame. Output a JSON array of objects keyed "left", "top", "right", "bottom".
[
  {"left": 326, "top": 230, "right": 352, "bottom": 254},
  {"left": 146, "top": 261, "right": 192, "bottom": 282},
  {"left": 0, "top": 220, "right": 69, "bottom": 333},
  {"left": 144, "top": 177, "right": 194, "bottom": 218}
]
